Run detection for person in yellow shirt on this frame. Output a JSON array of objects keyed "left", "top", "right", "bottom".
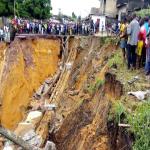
[{"left": 119, "top": 19, "right": 128, "bottom": 61}]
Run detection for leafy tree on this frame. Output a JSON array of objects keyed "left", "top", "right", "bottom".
[
  {"left": 0, "top": 0, "right": 52, "bottom": 19},
  {"left": 0, "top": 0, "right": 14, "bottom": 17}
]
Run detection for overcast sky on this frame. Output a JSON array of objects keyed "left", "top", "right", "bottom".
[{"left": 51, "top": 0, "right": 100, "bottom": 17}]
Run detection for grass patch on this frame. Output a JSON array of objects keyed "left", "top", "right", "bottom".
[
  {"left": 127, "top": 101, "right": 150, "bottom": 150},
  {"left": 109, "top": 101, "right": 150, "bottom": 150},
  {"left": 87, "top": 79, "right": 105, "bottom": 94},
  {"left": 100, "top": 37, "right": 118, "bottom": 45},
  {"left": 136, "top": 8, "right": 150, "bottom": 17},
  {"left": 108, "top": 52, "right": 123, "bottom": 68},
  {"left": 109, "top": 101, "right": 127, "bottom": 123}
]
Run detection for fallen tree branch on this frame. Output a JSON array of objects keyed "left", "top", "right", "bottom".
[{"left": 0, "top": 127, "right": 35, "bottom": 150}]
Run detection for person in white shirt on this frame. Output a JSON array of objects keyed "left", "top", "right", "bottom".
[{"left": 0, "top": 28, "right": 4, "bottom": 41}]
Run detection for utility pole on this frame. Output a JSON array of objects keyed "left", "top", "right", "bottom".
[{"left": 14, "top": 0, "right": 16, "bottom": 18}]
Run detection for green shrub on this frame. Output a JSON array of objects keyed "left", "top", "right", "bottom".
[
  {"left": 87, "top": 79, "right": 105, "bottom": 94},
  {"left": 127, "top": 102, "right": 150, "bottom": 150},
  {"left": 113, "top": 102, "right": 126, "bottom": 123},
  {"left": 95, "top": 79, "right": 105, "bottom": 89},
  {"left": 87, "top": 84, "right": 96, "bottom": 94},
  {"left": 108, "top": 52, "right": 122, "bottom": 68},
  {"left": 136, "top": 8, "right": 150, "bottom": 17}
]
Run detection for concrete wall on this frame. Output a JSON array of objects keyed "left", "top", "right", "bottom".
[{"left": 105, "top": 0, "right": 117, "bottom": 18}]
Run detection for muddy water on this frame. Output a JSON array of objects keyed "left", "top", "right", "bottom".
[{"left": 0, "top": 38, "right": 60, "bottom": 130}]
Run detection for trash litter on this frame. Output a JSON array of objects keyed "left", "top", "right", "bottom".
[
  {"left": 128, "top": 90, "right": 150, "bottom": 100},
  {"left": 128, "top": 76, "right": 139, "bottom": 84}
]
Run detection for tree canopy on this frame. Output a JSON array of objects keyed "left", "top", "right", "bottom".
[
  {"left": 0, "top": 0, "right": 52, "bottom": 19},
  {"left": 0, "top": 0, "right": 14, "bottom": 17}
]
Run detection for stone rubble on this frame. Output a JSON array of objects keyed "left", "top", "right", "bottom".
[{"left": 44, "top": 141, "right": 56, "bottom": 150}]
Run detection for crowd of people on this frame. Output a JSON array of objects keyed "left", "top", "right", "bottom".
[
  {"left": 10, "top": 18, "right": 101, "bottom": 36},
  {"left": 0, "top": 25, "right": 10, "bottom": 42},
  {"left": 0, "top": 18, "right": 102, "bottom": 41},
  {"left": 119, "top": 13, "right": 150, "bottom": 76},
  {"left": 0, "top": 14, "right": 149, "bottom": 76}
]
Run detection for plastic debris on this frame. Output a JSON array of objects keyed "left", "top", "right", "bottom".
[
  {"left": 128, "top": 90, "right": 150, "bottom": 100},
  {"left": 128, "top": 76, "right": 139, "bottom": 84}
]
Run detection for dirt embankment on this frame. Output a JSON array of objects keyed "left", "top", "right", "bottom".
[
  {"left": 47, "top": 37, "right": 124, "bottom": 150},
  {"left": 0, "top": 38, "right": 61, "bottom": 130},
  {"left": 0, "top": 36, "right": 136, "bottom": 150}
]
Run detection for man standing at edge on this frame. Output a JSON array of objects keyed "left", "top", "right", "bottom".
[{"left": 127, "top": 14, "right": 140, "bottom": 70}]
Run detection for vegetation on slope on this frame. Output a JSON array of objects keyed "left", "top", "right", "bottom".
[
  {"left": 108, "top": 49, "right": 150, "bottom": 150},
  {"left": 127, "top": 101, "right": 150, "bottom": 150}
]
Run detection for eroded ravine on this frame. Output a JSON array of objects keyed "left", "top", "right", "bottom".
[{"left": 0, "top": 36, "right": 134, "bottom": 150}]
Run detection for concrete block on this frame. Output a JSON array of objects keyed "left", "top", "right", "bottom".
[{"left": 26, "top": 111, "right": 42, "bottom": 126}]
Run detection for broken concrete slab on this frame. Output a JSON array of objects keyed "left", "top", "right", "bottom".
[
  {"left": 44, "top": 141, "right": 56, "bottom": 150},
  {"left": 26, "top": 111, "right": 42, "bottom": 126},
  {"left": 22, "top": 130, "right": 42, "bottom": 147}
]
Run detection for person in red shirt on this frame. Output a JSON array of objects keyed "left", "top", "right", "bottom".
[{"left": 137, "top": 19, "right": 146, "bottom": 68}]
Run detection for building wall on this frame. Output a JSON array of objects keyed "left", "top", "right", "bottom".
[
  {"left": 118, "top": 6, "right": 127, "bottom": 21},
  {"left": 105, "top": 0, "right": 117, "bottom": 18}
]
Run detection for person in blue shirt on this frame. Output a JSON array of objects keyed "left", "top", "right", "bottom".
[{"left": 144, "top": 17, "right": 149, "bottom": 35}]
